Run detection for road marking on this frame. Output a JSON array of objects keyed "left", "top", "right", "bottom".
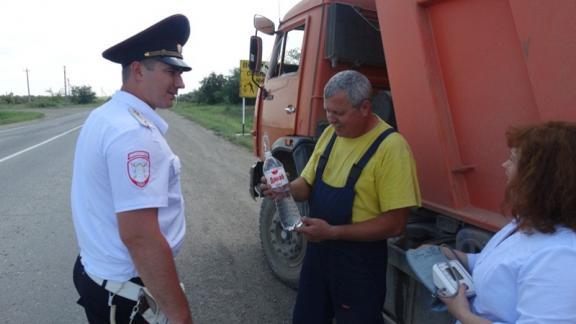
[{"left": 0, "top": 125, "right": 83, "bottom": 164}]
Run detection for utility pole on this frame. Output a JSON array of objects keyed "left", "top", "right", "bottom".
[
  {"left": 25, "top": 68, "right": 31, "bottom": 102},
  {"left": 63, "top": 66, "right": 68, "bottom": 96}
]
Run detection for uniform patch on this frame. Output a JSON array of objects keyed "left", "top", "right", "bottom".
[{"left": 127, "top": 151, "right": 150, "bottom": 188}]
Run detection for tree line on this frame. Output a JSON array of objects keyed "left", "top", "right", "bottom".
[
  {"left": 179, "top": 68, "right": 254, "bottom": 105},
  {"left": 1, "top": 68, "right": 251, "bottom": 107},
  {"left": 1, "top": 85, "right": 97, "bottom": 107}
]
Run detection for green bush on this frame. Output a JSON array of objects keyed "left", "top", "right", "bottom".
[
  {"left": 0, "top": 93, "right": 28, "bottom": 105},
  {"left": 30, "top": 96, "right": 66, "bottom": 108},
  {"left": 183, "top": 68, "right": 244, "bottom": 105},
  {"left": 70, "top": 85, "right": 97, "bottom": 104},
  {"left": 178, "top": 91, "right": 198, "bottom": 103}
]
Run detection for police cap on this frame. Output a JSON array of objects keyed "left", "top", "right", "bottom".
[{"left": 102, "top": 14, "right": 191, "bottom": 71}]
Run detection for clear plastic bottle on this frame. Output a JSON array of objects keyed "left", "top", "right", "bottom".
[{"left": 262, "top": 133, "right": 303, "bottom": 231}]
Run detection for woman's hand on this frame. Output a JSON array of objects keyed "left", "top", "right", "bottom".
[
  {"left": 438, "top": 284, "right": 471, "bottom": 317},
  {"left": 438, "top": 284, "right": 490, "bottom": 324}
]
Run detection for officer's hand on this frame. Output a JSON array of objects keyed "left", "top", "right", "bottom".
[{"left": 295, "top": 217, "right": 335, "bottom": 242}]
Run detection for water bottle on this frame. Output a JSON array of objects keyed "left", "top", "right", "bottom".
[{"left": 262, "top": 133, "right": 303, "bottom": 231}]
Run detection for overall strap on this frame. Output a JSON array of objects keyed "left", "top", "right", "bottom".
[
  {"left": 316, "top": 133, "right": 338, "bottom": 179},
  {"left": 346, "top": 128, "right": 396, "bottom": 187}
]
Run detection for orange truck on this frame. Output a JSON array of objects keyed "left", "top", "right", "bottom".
[{"left": 247, "top": 0, "right": 576, "bottom": 322}]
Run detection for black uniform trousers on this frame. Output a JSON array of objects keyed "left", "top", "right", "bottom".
[{"left": 73, "top": 256, "right": 147, "bottom": 324}]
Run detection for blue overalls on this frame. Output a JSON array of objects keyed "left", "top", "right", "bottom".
[{"left": 293, "top": 128, "right": 395, "bottom": 324}]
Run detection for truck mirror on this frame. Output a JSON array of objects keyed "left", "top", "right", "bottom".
[
  {"left": 254, "top": 14, "right": 275, "bottom": 35},
  {"left": 249, "top": 36, "right": 263, "bottom": 73}
]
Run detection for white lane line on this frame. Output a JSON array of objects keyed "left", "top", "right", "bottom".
[{"left": 0, "top": 125, "right": 83, "bottom": 164}]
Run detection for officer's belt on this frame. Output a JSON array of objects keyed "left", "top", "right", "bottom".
[{"left": 87, "top": 273, "right": 143, "bottom": 301}]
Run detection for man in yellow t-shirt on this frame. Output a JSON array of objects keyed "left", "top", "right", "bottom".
[{"left": 263, "top": 70, "right": 421, "bottom": 324}]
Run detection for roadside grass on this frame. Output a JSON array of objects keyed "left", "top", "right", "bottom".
[
  {"left": 0, "top": 98, "right": 106, "bottom": 125},
  {"left": 0, "top": 103, "right": 29, "bottom": 110},
  {"left": 0, "top": 111, "right": 44, "bottom": 125},
  {"left": 0, "top": 98, "right": 106, "bottom": 110},
  {"left": 173, "top": 102, "right": 254, "bottom": 149}
]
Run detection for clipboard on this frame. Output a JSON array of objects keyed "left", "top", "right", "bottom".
[
  {"left": 406, "top": 245, "right": 447, "bottom": 294},
  {"left": 405, "top": 245, "right": 448, "bottom": 312}
]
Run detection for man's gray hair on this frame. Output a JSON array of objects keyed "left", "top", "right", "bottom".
[{"left": 324, "top": 70, "right": 372, "bottom": 107}]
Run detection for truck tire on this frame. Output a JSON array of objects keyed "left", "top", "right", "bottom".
[{"left": 259, "top": 197, "right": 307, "bottom": 289}]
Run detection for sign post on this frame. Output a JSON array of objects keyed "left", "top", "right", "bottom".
[{"left": 242, "top": 97, "right": 246, "bottom": 135}]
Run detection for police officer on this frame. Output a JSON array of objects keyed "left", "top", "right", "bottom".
[
  {"left": 262, "top": 70, "right": 421, "bottom": 323},
  {"left": 71, "top": 14, "right": 193, "bottom": 324}
]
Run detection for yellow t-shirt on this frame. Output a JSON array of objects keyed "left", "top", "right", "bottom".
[{"left": 301, "top": 119, "right": 421, "bottom": 223}]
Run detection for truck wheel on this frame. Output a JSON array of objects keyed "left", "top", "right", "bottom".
[{"left": 259, "top": 197, "right": 307, "bottom": 289}]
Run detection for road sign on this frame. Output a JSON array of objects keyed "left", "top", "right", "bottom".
[{"left": 239, "top": 60, "right": 265, "bottom": 98}]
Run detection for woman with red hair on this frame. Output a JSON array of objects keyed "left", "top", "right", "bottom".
[{"left": 439, "top": 121, "right": 576, "bottom": 323}]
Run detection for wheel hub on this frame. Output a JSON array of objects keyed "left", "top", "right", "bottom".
[{"left": 270, "top": 213, "right": 303, "bottom": 261}]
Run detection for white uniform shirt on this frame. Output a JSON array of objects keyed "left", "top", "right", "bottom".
[
  {"left": 465, "top": 221, "right": 576, "bottom": 323},
  {"left": 71, "top": 90, "right": 185, "bottom": 281}
]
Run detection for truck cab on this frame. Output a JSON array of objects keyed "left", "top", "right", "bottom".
[{"left": 248, "top": 0, "right": 576, "bottom": 322}]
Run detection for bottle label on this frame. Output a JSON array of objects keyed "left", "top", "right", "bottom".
[{"left": 264, "top": 167, "right": 289, "bottom": 190}]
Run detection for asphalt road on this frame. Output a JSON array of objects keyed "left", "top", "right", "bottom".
[{"left": 0, "top": 107, "right": 296, "bottom": 323}]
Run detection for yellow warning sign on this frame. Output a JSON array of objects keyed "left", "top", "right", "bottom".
[{"left": 239, "top": 60, "right": 265, "bottom": 98}]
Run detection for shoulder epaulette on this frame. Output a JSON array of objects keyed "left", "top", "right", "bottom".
[{"left": 129, "top": 108, "right": 151, "bottom": 129}]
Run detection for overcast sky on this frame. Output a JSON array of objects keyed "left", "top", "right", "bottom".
[{"left": 0, "top": 0, "right": 299, "bottom": 96}]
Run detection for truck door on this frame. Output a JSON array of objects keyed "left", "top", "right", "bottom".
[{"left": 259, "top": 23, "right": 305, "bottom": 140}]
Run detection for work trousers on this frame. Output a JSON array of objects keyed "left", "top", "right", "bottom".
[
  {"left": 293, "top": 241, "right": 387, "bottom": 324},
  {"left": 73, "top": 256, "right": 147, "bottom": 324}
]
